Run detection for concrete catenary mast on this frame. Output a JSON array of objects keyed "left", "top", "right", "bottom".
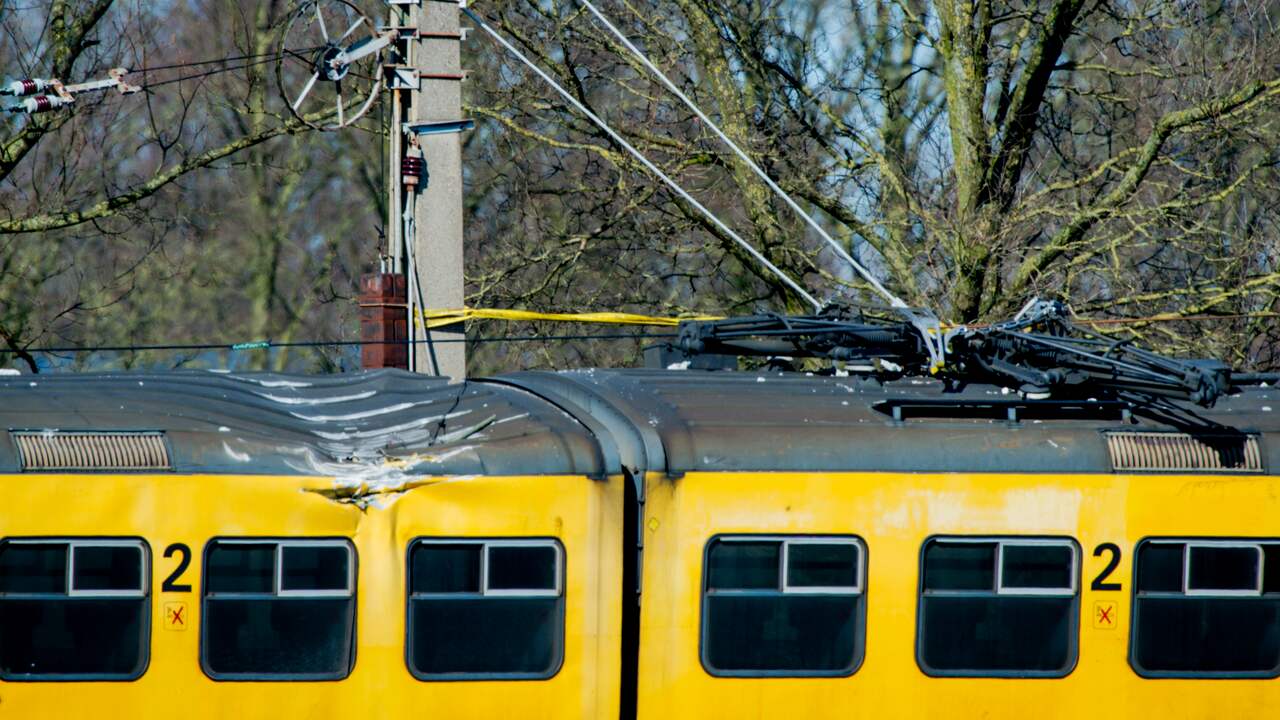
[
  {"left": 362, "top": 0, "right": 468, "bottom": 379},
  {"left": 406, "top": 0, "right": 466, "bottom": 379}
]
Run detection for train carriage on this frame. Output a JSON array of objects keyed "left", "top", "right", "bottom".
[
  {"left": 0, "top": 367, "right": 1278, "bottom": 718},
  {"left": 0, "top": 371, "right": 623, "bottom": 718}
]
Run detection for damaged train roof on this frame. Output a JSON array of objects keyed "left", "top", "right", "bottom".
[
  {"left": 0, "top": 370, "right": 604, "bottom": 478},
  {"left": 0, "top": 367, "right": 1277, "bottom": 479}
]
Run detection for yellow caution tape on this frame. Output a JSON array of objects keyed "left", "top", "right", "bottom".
[{"left": 416, "top": 307, "right": 723, "bottom": 330}]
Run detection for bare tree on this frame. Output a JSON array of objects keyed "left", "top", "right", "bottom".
[
  {"left": 463, "top": 0, "right": 1280, "bottom": 371},
  {"left": 0, "top": 0, "right": 382, "bottom": 371},
  {"left": 3, "top": 0, "right": 1278, "bottom": 375}
]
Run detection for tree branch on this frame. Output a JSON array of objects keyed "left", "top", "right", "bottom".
[
  {"left": 985, "top": 0, "right": 1087, "bottom": 209},
  {"left": 1008, "top": 77, "right": 1280, "bottom": 299},
  {"left": 0, "top": 115, "right": 321, "bottom": 235}
]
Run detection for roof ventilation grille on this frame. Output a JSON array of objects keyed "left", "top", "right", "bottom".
[
  {"left": 12, "top": 431, "right": 170, "bottom": 471},
  {"left": 1106, "top": 431, "right": 1263, "bottom": 473}
]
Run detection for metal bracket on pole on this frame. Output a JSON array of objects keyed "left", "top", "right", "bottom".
[
  {"left": 418, "top": 30, "right": 468, "bottom": 41},
  {"left": 417, "top": 70, "right": 467, "bottom": 82},
  {"left": 385, "top": 65, "right": 420, "bottom": 89},
  {"left": 402, "top": 119, "right": 475, "bottom": 136}
]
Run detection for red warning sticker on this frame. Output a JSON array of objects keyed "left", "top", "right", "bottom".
[
  {"left": 1092, "top": 600, "right": 1117, "bottom": 629},
  {"left": 163, "top": 601, "right": 188, "bottom": 631}
]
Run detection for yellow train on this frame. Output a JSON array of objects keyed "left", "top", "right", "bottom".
[{"left": 0, "top": 368, "right": 1277, "bottom": 718}]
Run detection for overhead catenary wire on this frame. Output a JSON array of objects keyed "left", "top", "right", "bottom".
[
  {"left": 136, "top": 55, "right": 286, "bottom": 90},
  {"left": 129, "top": 44, "right": 326, "bottom": 90},
  {"left": 574, "top": 0, "right": 905, "bottom": 310},
  {"left": 3, "top": 309, "right": 1276, "bottom": 366},
  {"left": 133, "top": 48, "right": 312, "bottom": 75},
  {"left": 459, "top": 6, "right": 821, "bottom": 312},
  {"left": 568, "top": 0, "right": 955, "bottom": 369},
  {"left": 415, "top": 307, "right": 723, "bottom": 329},
  {"left": 2, "top": 332, "right": 679, "bottom": 357},
  {"left": 6, "top": 308, "right": 1274, "bottom": 355},
  {"left": 3, "top": 46, "right": 324, "bottom": 110}
]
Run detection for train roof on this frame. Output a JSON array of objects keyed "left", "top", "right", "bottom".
[
  {"left": 0, "top": 370, "right": 600, "bottom": 480},
  {"left": 0, "top": 368, "right": 1277, "bottom": 488}
]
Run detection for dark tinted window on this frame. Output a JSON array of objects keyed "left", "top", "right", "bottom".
[
  {"left": 918, "top": 537, "right": 1078, "bottom": 677},
  {"left": 707, "top": 541, "right": 779, "bottom": 590},
  {"left": 1132, "top": 540, "right": 1280, "bottom": 677},
  {"left": 1187, "top": 546, "right": 1259, "bottom": 591},
  {"left": 203, "top": 598, "right": 355, "bottom": 676},
  {"left": 1137, "top": 543, "right": 1183, "bottom": 592},
  {"left": 787, "top": 544, "right": 860, "bottom": 588},
  {"left": 706, "top": 594, "right": 857, "bottom": 672},
  {"left": 280, "top": 545, "right": 349, "bottom": 592},
  {"left": 202, "top": 540, "right": 355, "bottom": 680},
  {"left": 702, "top": 536, "right": 865, "bottom": 676},
  {"left": 921, "top": 596, "right": 1072, "bottom": 672},
  {"left": 206, "top": 544, "right": 274, "bottom": 594},
  {"left": 488, "top": 546, "right": 557, "bottom": 591},
  {"left": 1002, "top": 545, "right": 1073, "bottom": 589},
  {"left": 0, "top": 598, "right": 146, "bottom": 677},
  {"left": 411, "top": 544, "right": 481, "bottom": 593},
  {"left": 73, "top": 546, "right": 143, "bottom": 592},
  {"left": 0, "top": 539, "right": 148, "bottom": 680},
  {"left": 407, "top": 539, "right": 563, "bottom": 679},
  {"left": 0, "top": 543, "right": 66, "bottom": 594},
  {"left": 1265, "top": 546, "right": 1280, "bottom": 593},
  {"left": 411, "top": 597, "right": 559, "bottom": 675},
  {"left": 923, "top": 542, "right": 995, "bottom": 591}
]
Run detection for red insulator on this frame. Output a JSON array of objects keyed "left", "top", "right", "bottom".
[
  {"left": 16, "top": 95, "right": 65, "bottom": 114},
  {"left": 402, "top": 152, "right": 425, "bottom": 188},
  {"left": 2, "top": 78, "right": 50, "bottom": 97}
]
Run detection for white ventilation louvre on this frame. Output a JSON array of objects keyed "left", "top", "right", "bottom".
[
  {"left": 1106, "top": 431, "right": 1263, "bottom": 473},
  {"left": 12, "top": 431, "right": 170, "bottom": 471}
]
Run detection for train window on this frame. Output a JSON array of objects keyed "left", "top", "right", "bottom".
[
  {"left": 1131, "top": 539, "right": 1280, "bottom": 677},
  {"left": 201, "top": 539, "right": 355, "bottom": 680},
  {"left": 917, "top": 537, "right": 1078, "bottom": 677},
  {"left": 0, "top": 538, "right": 149, "bottom": 680},
  {"left": 701, "top": 536, "right": 865, "bottom": 677},
  {"left": 407, "top": 539, "right": 564, "bottom": 680}
]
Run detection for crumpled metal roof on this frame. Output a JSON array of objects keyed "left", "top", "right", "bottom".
[
  {"left": 0, "top": 369, "right": 604, "bottom": 479},
  {"left": 0, "top": 367, "right": 1276, "bottom": 481}
]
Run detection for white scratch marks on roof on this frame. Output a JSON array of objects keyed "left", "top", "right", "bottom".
[
  {"left": 310, "top": 410, "right": 472, "bottom": 440},
  {"left": 222, "top": 441, "right": 251, "bottom": 463},
  {"left": 256, "top": 390, "right": 376, "bottom": 405},
  {"left": 289, "top": 400, "right": 436, "bottom": 422}
]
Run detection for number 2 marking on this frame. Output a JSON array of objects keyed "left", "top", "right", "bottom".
[
  {"left": 1091, "top": 542, "right": 1122, "bottom": 591},
  {"left": 162, "top": 543, "right": 192, "bottom": 592}
]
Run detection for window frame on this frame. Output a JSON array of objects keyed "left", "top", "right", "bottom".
[
  {"left": 274, "top": 540, "right": 356, "bottom": 598},
  {"left": 915, "top": 535, "right": 1081, "bottom": 679},
  {"left": 66, "top": 541, "right": 148, "bottom": 597},
  {"left": 995, "top": 539, "right": 1078, "bottom": 595},
  {"left": 1181, "top": 541, "right": 1264, "bottom": 597},
  {"left": 699, "top": 534, "right": 868, "bottom": 679},
  {"left": 0, "top": 536, "right": 151, "bottom": 682},
  {"left": 479, "top": 539, "right": 564, "bottom": 598},
  {"left": 199, "top": 537, "right": 357, "bottom": 682},
  {"left": 404, "top": 537, "right": 566, "bottom": 682},
  {"left": 1130, "top": 536, "right": 1280, "bottom": 679}
]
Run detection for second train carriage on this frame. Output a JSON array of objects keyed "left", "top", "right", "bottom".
[{"left": 0, "top": 367, "right": 1277, "bottom": 718}]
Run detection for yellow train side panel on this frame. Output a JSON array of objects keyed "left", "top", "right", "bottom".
[
  {"left": 636, "top": 471, "right": 1280, "bottom": 720},
  {"left": 0, "top": 472, "right": 623, "bottom": 720}
]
